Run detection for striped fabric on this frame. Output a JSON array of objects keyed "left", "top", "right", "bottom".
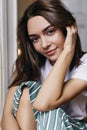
[{"left": 14, "top": 81, "right": 87, "bottom": 130}]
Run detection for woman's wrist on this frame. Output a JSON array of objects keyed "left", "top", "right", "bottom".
[{"left": 62, "top": 48, "right": 74, "bottom": 60}]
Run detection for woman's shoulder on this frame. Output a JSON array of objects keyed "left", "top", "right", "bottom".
[
  {"left": 7, "top": 85, "right": 19, "bottom": 96},
  {"left": 80, "top": 53, "right": 87, "bottom": 62}
]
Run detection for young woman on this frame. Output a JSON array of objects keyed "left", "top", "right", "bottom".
[{"left": 1, "top": 0, "right": 87, "bottom": 129}]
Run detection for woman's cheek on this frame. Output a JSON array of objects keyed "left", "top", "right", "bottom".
[{"left": 33, "top": 45, "right": 41, "bottom": 52}]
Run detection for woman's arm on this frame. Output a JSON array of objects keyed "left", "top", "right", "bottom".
[
  {"left": 1, "top": 86, "right": 37, "bottom": 130},
  {"left": 33, "top": 24, "right": 87, "bottom": 111},
  {"left": 50, "top": 78, "right": 87, "bottom": 109},
  {"left": 16, "top": 87, "right": 37, "bottom": 130},
  {"left": 1, "top": 86, "right": 20, "bottom": 130}
]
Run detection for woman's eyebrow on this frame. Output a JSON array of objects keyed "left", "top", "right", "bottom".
[
  {"left": 29, "top": 34, "right": 37, "bottom": 38},
  {"left": 42, "top": 24, "right": 53, "bottom": 32},
  {"left": 29, "top": 25, "right": 53, "bottom": 37}
]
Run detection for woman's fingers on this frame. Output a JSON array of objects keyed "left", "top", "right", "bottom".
[
  {"left": 66, "top": 22, "right": 78, "bottom": 35},
  {"left": 64, "top": 22, "right": 78, "bottom": 54}
]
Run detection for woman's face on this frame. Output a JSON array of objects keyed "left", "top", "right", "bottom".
[{"left": 27, "top": 16, "right": 65, "bottom": 65}]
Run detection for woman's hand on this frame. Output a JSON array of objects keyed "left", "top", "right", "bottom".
[{"left": 64, "top": 22, "right": 78, "bottom": 56}]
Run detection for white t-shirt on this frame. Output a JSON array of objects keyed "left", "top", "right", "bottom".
[{"left": 40, "top": 53, "right": 87, "bottom": 120}]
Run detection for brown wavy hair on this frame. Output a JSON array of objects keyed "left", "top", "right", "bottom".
[{"left": 9, "top": 0, "right": 83, "bottom": 88}]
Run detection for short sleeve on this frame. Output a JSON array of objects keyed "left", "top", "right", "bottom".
[
  {"left": 70, "top": 54, "right": 87, "bottom": 96},
  {"left": 70, "top": 54, "right": 87, "bottom": 82}
]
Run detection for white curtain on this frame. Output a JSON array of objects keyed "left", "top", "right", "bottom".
[
  {"left": 0, "top": 38, "right": 2, "bottom": 128},
  {"left": 0, "top": 0, "right": 17, "bottom": 122}
]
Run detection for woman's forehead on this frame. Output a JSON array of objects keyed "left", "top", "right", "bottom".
[{"left": 27, "top": 16, "right": 51, "bottom": 35}]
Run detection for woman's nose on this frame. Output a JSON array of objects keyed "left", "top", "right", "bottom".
[{"left": 41, "top": 36, "right": 51, "bottom": 49}]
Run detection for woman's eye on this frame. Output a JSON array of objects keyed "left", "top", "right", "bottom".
[
  {"left": 47, "top": 29, "right": 55, "bottom": 35},
  {"left": 30, "top": 37, "right": 39, "bottom": 43}
]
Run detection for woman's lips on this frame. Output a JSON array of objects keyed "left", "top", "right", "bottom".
[{"left": 46, "top": 48, "right": 57, "bottom": 56}]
